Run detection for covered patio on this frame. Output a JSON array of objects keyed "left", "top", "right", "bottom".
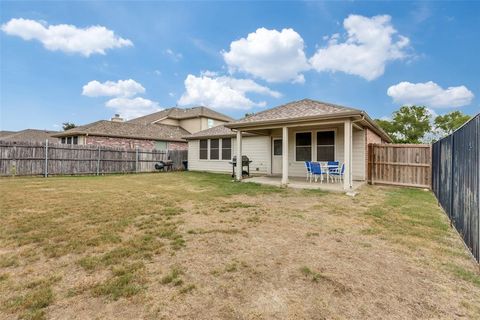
[
  {"left": 243, "top": 175, "right": 364, "bottom": 192},
  {"left": 223, "top": 100, "right": 391, "bottom": 191}
]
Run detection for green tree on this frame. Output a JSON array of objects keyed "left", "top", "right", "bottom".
[
  {"left": 62, "top": 122, "right": 76, "bottom": 131},
  {"left": 434, "top": 111, "right": 471, "bottom": 135},
  {"left": 376, "top": 105, "right": 432, "bottom": 143}
]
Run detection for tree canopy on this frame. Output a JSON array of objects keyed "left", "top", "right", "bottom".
[
  {"left": 434, "top": 111, "right": 471, "bottom": 134},
  {"left": 62, "top": 122, "right": 76, "bottom": 131},
  {"left": 375, "top": 107, "right": 471, "bottom": 143}
]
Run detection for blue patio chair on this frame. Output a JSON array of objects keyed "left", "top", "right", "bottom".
[
  {"left": 326, "top": 161, "right": 339, "bottom": 183},
  {"left": 329, "top": 163, "right": 345, "bottom": 182},
  {"left": 304, "top": 161, "right": 312, "bottom": 182},
  {"left": 310, "top": 162, "right": 328, "bottom": 183}
]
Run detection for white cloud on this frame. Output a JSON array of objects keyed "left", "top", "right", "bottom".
[
  {"left": 165, "top": 48, "right": 182, "bottom": 61},
  {"left": 1, "top": 18, "right": 132, "bottom": 56},
  {"left": 223, "top": 28, "right": 309, "bottom": 83},
  {"left": 387, "top": 81, "right": 474, "bottom": 108},
  {"left": 105, "top": 97, "right": 161, "bottom": 119},
  {"left": 82, "top": 79, "right": 145, "bottom": 98},
  {"left": 82, "top": 79, "right": 161, "bottom": 119},
  {"left": 178, "top": 74, "right": 281, "bottom": 110},
  {"left": 309, "top": 15, "right": 410, "bottom": 80}
]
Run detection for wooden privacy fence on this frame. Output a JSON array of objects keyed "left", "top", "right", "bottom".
[
  {"left": 368, "top": 144, "right": 432, "bottom": 188},
  {"left": 432, "top": 114, "right": 479, "bottom": 262},
  {"left": 0, "top": 140, "right": 187, "bottom": 177}
]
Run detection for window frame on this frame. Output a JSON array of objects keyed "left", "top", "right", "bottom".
[
  {"left": 199, "top": 139, "right": 208, "bottom": 160},
  {"left": 221, "top": 138, "right": 232, "bottom": 160},
  {"left": 315, "top": 129, "right": 336, "bottom": 162},
  {"left": 209, "top": 138, "right": 220, "bottom": 160},
  {"left": 294, "top": 131, "right": 312, "bottom": 162}
]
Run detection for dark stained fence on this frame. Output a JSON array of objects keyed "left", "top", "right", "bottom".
[
  {"left": 432, "top": 114, "right": 479, "bottom": 262},
  {"left": 0, "top": 140, "right": 187, "bottom": 176},
  {"left": 368, "top": 144, "right": 432, "bottom": 188}
]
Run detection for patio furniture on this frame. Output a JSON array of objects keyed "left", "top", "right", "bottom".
[
  {"left": 329, "top": 163, "right": 345, "bottom": 182},
  {"left": 304, "top": 161, "right": 312, "bottom": 182},
  {"left": 327, "top": 161, "right": 339, "bottom": 183},
  {"left": 310, "top": 162, "right": 328, "bottom": 183}
]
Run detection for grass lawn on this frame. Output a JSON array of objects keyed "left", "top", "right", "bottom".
[{"left": 1, "top": 172, "right": 479, "bottom": 319}]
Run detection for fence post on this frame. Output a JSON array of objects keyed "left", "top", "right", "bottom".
[
  {"left": 450, "top": 134, "right": 455, "bottom": 222},
  {"left": 44, "top": 139, "right": 48, "bottom": 178},
  {"left": 135, "top": 147, "right": 139, "bottom": 173},
  {"left": 96, "top": 146, "right": 101, "bottom": 176}
]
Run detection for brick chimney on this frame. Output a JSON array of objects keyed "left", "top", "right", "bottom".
[{"left": 111, "top": 114, "right": 124, "bottom": 122}]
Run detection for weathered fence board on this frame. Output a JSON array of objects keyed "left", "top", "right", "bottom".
[
  {"left": 432, "top": 114, "right": 479, "bottom": 262},
  {"left": 368, "top": 144, "right": 432, "bottom": 188},
  {"left": 0, "top": 140, "right": 187, "bottom": 176}
]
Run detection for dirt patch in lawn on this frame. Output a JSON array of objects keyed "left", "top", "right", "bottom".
[{"left": 1, "top": 172, "right": 479, "bottom": 319}]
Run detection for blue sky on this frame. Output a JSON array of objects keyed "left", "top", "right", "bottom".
[{"left": 1, "top": 1, "right": 479, "bottom": 131}]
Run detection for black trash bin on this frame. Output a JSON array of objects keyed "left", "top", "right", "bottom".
[{"left": 182, "top": 160, "right": 188, "bottom": 171}]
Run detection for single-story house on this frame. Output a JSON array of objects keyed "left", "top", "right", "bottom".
[
  {"left": 185, "top": 99, "right": 391, "bottom": 190},
  {"left": 0, "top": 129, "right": 60, "bottom": 143},
  {"left": 53, "top": 106, "right": 233, "bottom": 150}
]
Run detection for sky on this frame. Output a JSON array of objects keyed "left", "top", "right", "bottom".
[{"left": 1, "top": 1, "right": 479, "bottom": 131}]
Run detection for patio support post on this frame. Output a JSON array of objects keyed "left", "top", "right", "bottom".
[
  {"left": 282, "top": 126, "right": 289, "bottom": 185},
  {"left": 344, "top": 119, "right": 352, "bottom": 190},
  {"left": 236, "top": 130, "right": 243, "bottom": 181}
]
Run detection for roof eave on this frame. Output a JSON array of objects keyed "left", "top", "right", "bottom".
[
  {"left": 52, "top": 131, "right": 186, "bottom": 142},
  {"left": 224, "top": 110, "right": 360, "bottom": 129}
]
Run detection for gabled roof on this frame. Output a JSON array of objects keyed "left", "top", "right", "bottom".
[
  {"left": 226, "top": 99, "right": 361, "bottom": 127},
  {"left": 52, "top": 120, "right": 189, "bottom": 142},
  {"left": 127, "top": 106, "right": 234, "bottom": 125},
  {"left": 225, "top": 98, "right": 391, "bottom": 142},
  {"left": 0, "top": 129, "right": 60, "bottom": 143}
]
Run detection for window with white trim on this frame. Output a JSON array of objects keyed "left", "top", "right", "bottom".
[
  {"left": 316, "top": 131, "right": 335, "bottom": 161},
  {"left": 199, "top": 139, "right": 208, "bottom": 159},
  {"left": 210, "top": 139, "right": 219, "bottom": 160},
  {"left": 295, "top": 132, "right": 311, "bottom": 161},
  {"left": 221, "top": 138, "right": 231, "bottom": 160}
]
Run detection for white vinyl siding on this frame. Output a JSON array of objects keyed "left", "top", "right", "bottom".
[
  {"left": 188, "top": 136, "right": 270, "bottom": 174},
  {"left": 352, "top": 128, "right": 365, "bottom": 180}
]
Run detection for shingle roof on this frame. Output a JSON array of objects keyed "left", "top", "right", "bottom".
[
  {"left": 127, "top": 106, "right": 234, "bottom": 124},
  {"left": 0, "top": 129, "right": 60, "bottom": 143},
  {"left": 226, "top": 99, "right": 360, "bottom": 127},
  {"left": 52, "top": 121, "right": 189, "bottom": 142},
  {"left": 224, "top": 98, "right": 392, "bottom": 142},
  {"left": 0, "top": 131, "right": 16, "bottom": 138}
]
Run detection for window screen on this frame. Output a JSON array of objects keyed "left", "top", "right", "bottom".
[
  {"left": 273, "top": 139, "right": 282, "bottom": 156},
  {"left": 222, "top": 138, "right": 231, "bottom": 160},
  {"left": 210, "top": 139, "right": 219, "bottom": 160},
  {"left": 295, "top": 132, "right": 311, "bottom": 161},
  {"left": 199, "top": 139, "right": 208, "bottom": 159},
  {"left": 155, "top": 141, "right": 168, "bottom": 151},
  {"left": 73, "top": 136, "right": 78, "bottom": 145},
  {"left": 316, "top": 131, "right": 335, "bottom": 161}
]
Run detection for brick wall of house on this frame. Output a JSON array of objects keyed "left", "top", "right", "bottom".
[
  {"left": 84, "top": 135, "right": 187, "bottom": 150},
  {"left": 85, "top": 136, "right": 155, "bottom": 149},
  {"left": 168, "top": 141, "right": 188, "bottom": 150},
  {"left": 365, "top": 128, "right": 384, "bottom": 181}
]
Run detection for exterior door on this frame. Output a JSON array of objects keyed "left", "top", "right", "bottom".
[{"left": 272, "top": 138, "right": 282, "bottom": 175}]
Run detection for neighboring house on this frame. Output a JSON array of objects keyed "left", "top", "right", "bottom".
[
  {"left": 185, "top": 99, "right": 391, "bottom": 190},
  {"left": 127, "top": 106, "right": 233, "bottom": 132},
  {"left": 53, "top": 106, "right": 233, "bottom": 150},
  {"left": 0, "top": 129, "right": 60, "bottom": 143},
  {"left": 52, "top": 120, "right": 189, "bottom": 150}
]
